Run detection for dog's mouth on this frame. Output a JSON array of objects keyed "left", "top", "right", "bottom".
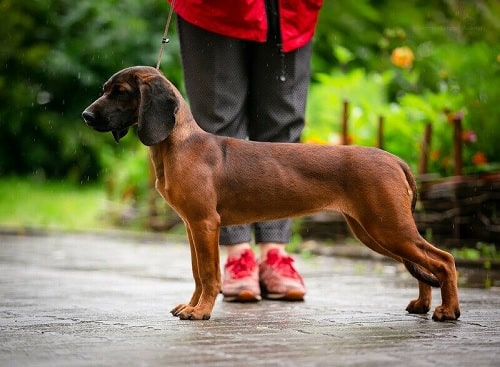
[
  {"left": 82, "top": 110, "right": 130, "bottom": 142},
  {"left": 111, "top": 128, "right": 130, "bottom": 142}
]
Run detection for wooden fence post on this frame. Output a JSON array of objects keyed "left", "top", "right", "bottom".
[
  {"left": 453, "top": 113, "right": 463, "bottom": 176},
  {"left": 419, "top": 122, "right": 432, "bottom": 175},
  {"left": 342, "top": 100, "right": 349, "bottom": 145},
  {"left": 377, "top": 115, "right": 384, "bottom": 150}
]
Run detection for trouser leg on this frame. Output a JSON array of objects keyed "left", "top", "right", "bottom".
[
  {"left": 248, "top": 41, "right": 313, "bottom": 244},
  {"left": 178, "top": 17, "right": 313, "bottom": 246},
  {"left": 178, "top": 17, "right": 252, "bottom": 246}
]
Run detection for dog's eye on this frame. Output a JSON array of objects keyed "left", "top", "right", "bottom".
[
  {"left": 110, "top": 85, "right": 131, "bottom": 98},
  {"left": 112, "top": 87, "right": 124, "bottom": 95}
]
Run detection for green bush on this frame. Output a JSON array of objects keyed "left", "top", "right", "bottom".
[
  {"left": 305, "top": 63, "right": 499, "bottom": 177},
  {"left": 1, "top": 0, "right": 498, "bottom": 184},
  {"left": 306, "top": 0, "right": 500, "bottom": 176},
  {"left": 0, "top": 0, "right": 181, "bottom": 182}
]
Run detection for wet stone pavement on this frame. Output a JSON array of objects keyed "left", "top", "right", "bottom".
[{"left": 0, "top": 232, "right": 499, "bottom": 367}]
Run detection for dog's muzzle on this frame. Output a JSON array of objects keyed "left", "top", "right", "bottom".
[
  {"left": 82, "top": 110, "right": 97, "bottom": 126},
  {"left": 82, "top": 110, "right": 108, "bottom": 132}
]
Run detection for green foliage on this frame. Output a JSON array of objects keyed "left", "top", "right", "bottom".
[
  {"left": 0, "top": 177, "right": 106, "bottom": 230},
  {"left": 1, "top": 0, "right": 499, "bottom": 185},
  {"left": 99, "top": 143, "right": 150, "bottom": 204},
  {"left": 451, "top": 242, "right": 498, "bottom": 263},
  {"left": 305, "top": 68, "right": 393, "bottom": 145},
  {"left": 308, "top": 0, "right": 500, "bottom": 176},
  {"left": 0, "top": 0, "right": 181, "bottom": 181},
  {"left": 304, "top": 68, "right": 462, "bottom": 173}
]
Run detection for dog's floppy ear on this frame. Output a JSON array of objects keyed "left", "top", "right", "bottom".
[{"left": 137, "top": 76, "right": 178, "bottom": 146}]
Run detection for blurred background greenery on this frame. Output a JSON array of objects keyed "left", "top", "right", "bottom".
[{"left": 1, "top": 0, "right": 499, "bottom": 232}]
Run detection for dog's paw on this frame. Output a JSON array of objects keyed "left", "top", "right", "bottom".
[
  {"left": 406, "top": 298, "right": 431, "bottom": 314},
  {"left": 432, "top": 305, "right": 461, "bottom": 321},
  {"left": 171, "top": 304, "right": 211, "bottom": 320},
  {"left": 170, "top": 303, "right": 188, "bottom": 317}
]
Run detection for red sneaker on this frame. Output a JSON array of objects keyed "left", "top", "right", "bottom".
[
  {"left": 222, "top": 249, "right": 261, "bottom": 302},
  {"left": 259, "top": 249, "right": 306, "bottom": 301}
]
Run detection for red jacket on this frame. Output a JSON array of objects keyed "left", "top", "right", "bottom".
[{"left": 170, "top": 0, "right": 323, "bottom": 53}]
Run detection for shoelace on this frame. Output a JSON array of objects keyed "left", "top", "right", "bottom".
[
  {"left": 265, "top": 251, "right": 301, "bottom": 279},
  {"left": 225, "top": 250, "right": 257, "bottom": 278}
]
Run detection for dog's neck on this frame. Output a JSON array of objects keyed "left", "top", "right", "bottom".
[
  {"left": 164, "top": 79, "right": 205, "bottom": 143},
  {"left": 147, "top": 96, "right": 202, "bottom": 186},
  {"left": 170, "top": 99, "right": 204, "bottom": 143}
]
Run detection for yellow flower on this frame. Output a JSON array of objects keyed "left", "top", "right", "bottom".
[{"left": 391, "top": 46, "right": 414, "bottom": 68}]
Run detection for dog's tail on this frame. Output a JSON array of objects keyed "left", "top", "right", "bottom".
[
  {"left": 399, "top": 160, "right": 418, "bottom": 212},
  {"left": 403, "top": 259, "right": 440, "bottom": 287}
]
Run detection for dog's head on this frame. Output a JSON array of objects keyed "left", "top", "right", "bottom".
[{"left": 81, "top": 66, "right": 178, "bottom": 146}]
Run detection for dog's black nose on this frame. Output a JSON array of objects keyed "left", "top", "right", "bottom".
[{"left": 82, "top": 110, "right": 96, "bottom": 124}]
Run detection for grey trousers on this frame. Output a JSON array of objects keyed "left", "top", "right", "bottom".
[{"left": 177, "top": 17, "right": 313, "bottom": 246}]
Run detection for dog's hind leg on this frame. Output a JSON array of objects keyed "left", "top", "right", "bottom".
[
  {"left": 403, "top": 235, "right": 460, "bottom": 321},
  {"left": 360, "top": 215, "right": 460, "bottom": 321},
  {"left": 344, "top": 214, "right": 433, "bottom": 314},
  {"left": 343, "top": 214, "right": 402, "bottom": 262}
]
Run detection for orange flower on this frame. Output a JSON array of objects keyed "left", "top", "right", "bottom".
[
  {"left": 430, "top": 150, "right": 440, "bottom": 161},
  {"left": 342, "top": 134, "right": 354, "bottom": 145},
  {"left": 472, "top": 152, "right": 488, "bottom": 165},
  {"left": 442, "top": 157, "right": 451, "bottom": 169},
  {"left": 391, "top": 46, "right": 414, "bottom": 68},
  {"left": 446, "top": 110, "right": 464, "bottom": 124}
]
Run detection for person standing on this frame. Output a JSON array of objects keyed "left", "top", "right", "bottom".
[{"left": 171, "top": 0, "right": 323, "bottom": 302}]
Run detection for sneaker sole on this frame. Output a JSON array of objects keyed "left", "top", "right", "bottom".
[
  {"left": 264, "top": 289, "right": 305, "bottom": 301},
  {"left": 223, "top": 290, "right": 262, "bottom": 303}
]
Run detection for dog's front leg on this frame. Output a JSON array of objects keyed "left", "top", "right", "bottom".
[
  {"left": 406, "top": 281, "right": 432, "bottom": 315},
  {"left": 171, "top": 220, "right": 221, "bottom": 320},
  {"left": 172, "top": 227, "right": 202, "bottom": 309}
]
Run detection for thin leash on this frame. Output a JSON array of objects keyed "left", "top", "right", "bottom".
[{"left": 156, "top": 0, "right": 176, "bottom": 70}]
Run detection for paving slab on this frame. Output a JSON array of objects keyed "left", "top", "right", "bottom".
[{"left": 0, "top": 232, "right": 499, "bottom": 367}]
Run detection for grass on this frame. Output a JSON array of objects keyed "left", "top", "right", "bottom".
[{"left": 0, "top": 177, "right": 109, "bottom": 231}]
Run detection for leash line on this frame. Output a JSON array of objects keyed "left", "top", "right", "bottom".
[{"left": 156, "top": 0, "right": 175, "bottom": 70}]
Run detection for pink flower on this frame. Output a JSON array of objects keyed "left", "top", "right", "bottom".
[{"left": 462, "top": 130, "right": 477, "bottom": 144}]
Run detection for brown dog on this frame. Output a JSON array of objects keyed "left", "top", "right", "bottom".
[{"left": 82, "top": 66, "right": 460, "bottom": 321}]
